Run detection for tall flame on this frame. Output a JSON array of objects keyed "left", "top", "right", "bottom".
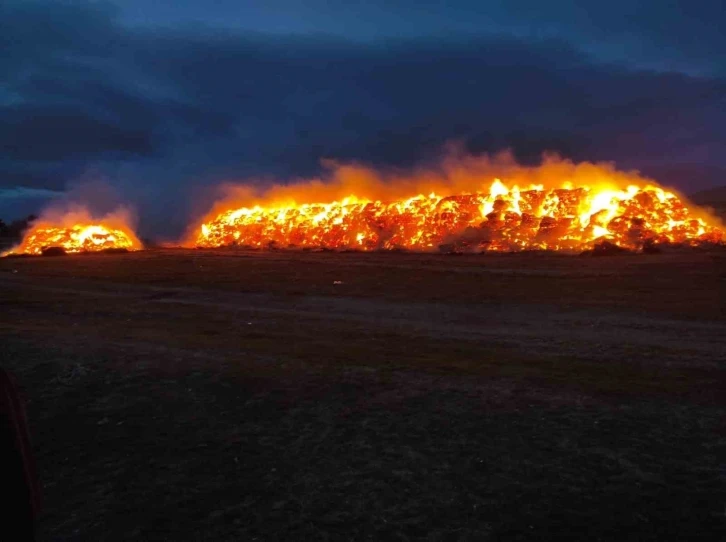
[{"left": 190, "top": 156, "right": 723, "bottom": 252}]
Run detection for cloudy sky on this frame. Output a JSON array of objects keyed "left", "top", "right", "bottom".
[{"left": 2, "top": 0, "right": 725, "bottom": 236}]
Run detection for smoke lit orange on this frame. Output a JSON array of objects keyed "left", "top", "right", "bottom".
[{"left": 192, "top": 158, "right": 723, "bottom": 253}]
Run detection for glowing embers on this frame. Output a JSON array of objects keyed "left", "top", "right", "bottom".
[{"left": 194, "top": 180, "right": 723, "bottom": 253}]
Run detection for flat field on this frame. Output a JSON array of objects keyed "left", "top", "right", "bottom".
[{"left": 1, "top": 248, "right": 725, "bottom": 540}]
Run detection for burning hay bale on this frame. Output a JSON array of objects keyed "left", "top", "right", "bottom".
[
  {"left": 4, "top": 213, "right": 142, "bottom": 257},
  {"left": 191, "top": 177, "right": 724, "bottom": 254}
]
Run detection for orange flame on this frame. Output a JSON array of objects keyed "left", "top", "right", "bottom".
[
  {"left": 3, "top": 208, "right": 142, "bottom": 256},
  {"left": 190, "top": 155, "right": 723, "bottom": 252}
]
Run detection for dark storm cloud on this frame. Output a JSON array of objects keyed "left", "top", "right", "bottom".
[
  {"left": 117, "top": 0, "right": 726, "bottom": 76},
  {"left": 1, "top": 1, "right": 235, "bottom": 186},
  {"left": 0, "top": 187, "right": 62, "bottom": 199},
  {"left": 1, "top": 0, "right": 725, "bottom": 234},
  {"left": 0, "top": 104, "right": 155, "bottom": 161}
]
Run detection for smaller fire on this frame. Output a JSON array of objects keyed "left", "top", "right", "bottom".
[{"left": 3, "top": 209, "right": 142, "bottom": 256}]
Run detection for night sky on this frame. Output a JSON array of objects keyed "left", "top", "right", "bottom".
[{"left": 2, "top": 0, "right": 725, "bottom": 237}]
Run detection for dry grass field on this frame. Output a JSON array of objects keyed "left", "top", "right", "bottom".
[{"left": 1, "top": 248, "right": 725, "bottom": 540}]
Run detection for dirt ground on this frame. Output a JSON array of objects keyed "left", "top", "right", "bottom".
[{"left": 1, "top": 248, "right": 725, "bottom": 541}]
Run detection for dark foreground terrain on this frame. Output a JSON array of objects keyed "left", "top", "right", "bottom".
[{"left": 1, "top": 248, "right": 725, "bottom": 541}]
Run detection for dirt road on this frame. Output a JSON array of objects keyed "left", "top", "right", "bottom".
[{"left": 1, "top": 249, "right": 725, "bottom": 540}]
